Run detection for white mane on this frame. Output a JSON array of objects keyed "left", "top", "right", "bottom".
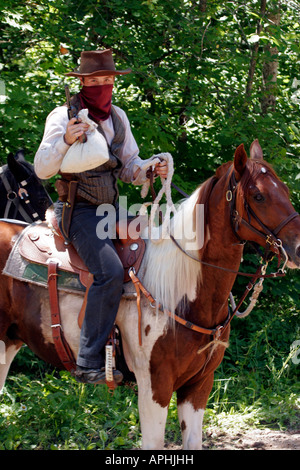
[{"left": 141, "top": 186, "right": 203, "bottom": 316}]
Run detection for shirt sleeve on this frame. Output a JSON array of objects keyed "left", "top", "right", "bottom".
[{"left": 34, "top": 106, "right": 71, "bottom": 179}]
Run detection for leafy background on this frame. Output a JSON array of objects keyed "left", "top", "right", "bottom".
[{"left": 0, "top": 0, "right": 299, "bottom": 449}]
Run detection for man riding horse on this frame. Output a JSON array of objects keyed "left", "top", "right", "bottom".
[{"left": 34, "top": 49, "right": 168, "bottom": 385}]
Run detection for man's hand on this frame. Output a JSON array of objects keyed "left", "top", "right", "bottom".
[
  {"left": 154, "top": 160, "right": 168, "bottom": 178},
  {"left": 64, "top": 118, "right": 89, "bottom": 145}
]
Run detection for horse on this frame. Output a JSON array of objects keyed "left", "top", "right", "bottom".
[
  {"left": 0, "top": 149, "right": 52, "bottom": 222},
  {"left": 0, "top": 140, "right": 299, "bottom": 449}
]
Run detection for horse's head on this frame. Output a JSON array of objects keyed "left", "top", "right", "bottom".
[
  {"left": 229, "top": 140, "right": 300, "bottom": 269},
  {"left": 6, "top": 150, "right": 53, "bottom": 221}
]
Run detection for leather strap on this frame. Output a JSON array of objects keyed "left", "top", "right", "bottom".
[
  {"left": 47, "top": 260, "right": 76, "bottom": 372},
  {"left": 128, "top": 269, "right": 230, "bottom": 343},
  {"left": 272, "top": 211, "right": 299, "bottom": 236},
  {"left": 227, "top": 169, "right": 299, "bottom": 253},
  {"left": 0, "top": 166, "right": 39, "bottom": 223},
  {"left": 61, "top": 180, "right": 78, "bottom": 240},
  {"left": 130, "top": 270, "right": 143, "bottom": 346}
]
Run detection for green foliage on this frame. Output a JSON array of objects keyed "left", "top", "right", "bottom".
[
  {"left": 1, "top": 1, "right": 299, "bottom": 188},
  {"left": 0, "top": 368, "right": 140, "bottom": 450},
  {"left": 207, "top": 294, "right": 300, "bottom": 433},
  {"left": 0, "top": 0, "right": 299, "bottom": 449}
]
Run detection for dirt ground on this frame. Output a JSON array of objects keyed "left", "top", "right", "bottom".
[
  {"left": 203, "top": 427, "right": 300, "bottom": 450},
  {"left": 166, "top": 427, "right": 300, "bottom": 450}
]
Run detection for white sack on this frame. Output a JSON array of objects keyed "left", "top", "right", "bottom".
[{"left": 60, "top": 108, "right": 109, "bottom": 173}]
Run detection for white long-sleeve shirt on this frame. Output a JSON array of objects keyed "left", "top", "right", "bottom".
[{"left": 34, "top": 104, "right": 148, "bottom": 185}]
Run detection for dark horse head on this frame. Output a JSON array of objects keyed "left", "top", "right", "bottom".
[{"left": 0, "top": 149, "right": 53, "bottom": 222}]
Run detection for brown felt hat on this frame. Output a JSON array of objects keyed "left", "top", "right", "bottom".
[{"left": 65, "top": 49, "right": 131, "bottom": 77}]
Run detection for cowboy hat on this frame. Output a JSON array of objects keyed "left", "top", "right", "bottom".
[{"left": 65, "top": 49, "right": 131, "bottom": 77}]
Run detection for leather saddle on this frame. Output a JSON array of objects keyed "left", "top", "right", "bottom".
[{"left": 18, "top": 210, "right": 145, "bottom": 286}]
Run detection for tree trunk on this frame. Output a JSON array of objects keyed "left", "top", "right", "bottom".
[
  {"left": 261, "top": 7, "right": 281, "bottom": 114},
  {"left": 199, "top": 0, "right": 206, "bottom": 12},
  {"left": 245, "top": 0, "right": 267, "bottom": 98}
]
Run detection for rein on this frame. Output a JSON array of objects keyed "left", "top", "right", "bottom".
[
  {"left": 129, "top": 267, "right": 231, "bottom": 343},
  {"left": 169, "top": 233, "right": 286, "bottom": 279},
  {"left": 129, "top": 262, "right": 269, "bottom": 345}
]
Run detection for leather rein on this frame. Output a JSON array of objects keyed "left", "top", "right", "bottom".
[{"left": 132, "top": 166, "right": 299, "bottom": 344}]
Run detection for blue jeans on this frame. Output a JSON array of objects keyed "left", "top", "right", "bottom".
[{"left": 55, "top": 201, "right": 124, "bottom": 369}]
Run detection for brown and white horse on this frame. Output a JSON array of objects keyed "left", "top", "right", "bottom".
[{"left": 0, "top": 140, "right": 299, "bottom": 449}]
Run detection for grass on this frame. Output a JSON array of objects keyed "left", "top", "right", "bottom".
[
  {"left": 0, "top": 294, "right": 299, "bottom": 450},
  {"left": 0, "top": 368, "right": 141, "bottom": 450}
]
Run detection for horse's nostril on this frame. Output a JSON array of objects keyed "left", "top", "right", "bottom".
[{"left": 296, "top": 245, "right": 300, "bottom": 259}]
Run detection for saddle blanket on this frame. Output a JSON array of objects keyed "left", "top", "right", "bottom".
[
  {"left": 3, "top": 223, "right": 87, "bottom": 294},
  {"left": 2, "top": 222, "right": 139, "bottom": 298}
]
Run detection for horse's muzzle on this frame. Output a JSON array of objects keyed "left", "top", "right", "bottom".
[{"left": 285, "top": 240, "right": 300, "bottom": 269}]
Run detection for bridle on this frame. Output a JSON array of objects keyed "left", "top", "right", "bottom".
[
  {"left": 170, "top": 166, "right": 298, "bottom": 277},
  {"left": 226, "top": 168, "right": 299, "bottom": 270},
  {"left": 0, "top": 165, "right": 43, "bottom": 223}
]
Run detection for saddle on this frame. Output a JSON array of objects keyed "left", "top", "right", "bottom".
[
  {"left": 17, "top": 210, "right": 145, "bottom": 376},
  {"left": 18, "top": 210, "right": 145, "bottom": 285}
]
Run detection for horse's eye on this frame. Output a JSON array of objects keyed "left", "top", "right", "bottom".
[{"left": 254, "top": 193, "right": 265, "bottom": 202}]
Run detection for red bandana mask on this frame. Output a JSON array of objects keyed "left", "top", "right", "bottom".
[{"left": 79, "top": 84, "right": 113, "bottom": 122}]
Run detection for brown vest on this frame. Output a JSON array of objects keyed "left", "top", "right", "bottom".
[{"left": 63, "top": 94, "right": 126, "bottom": 205}]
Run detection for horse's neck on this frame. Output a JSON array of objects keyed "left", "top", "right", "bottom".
[
  {"left": 190, "top": 182, "right": 244, "bottom": 326},
  {"left": 141, "top": 182, "right": 243, "bottom": 326}
]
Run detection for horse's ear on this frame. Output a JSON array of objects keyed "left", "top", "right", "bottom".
[
  {"left": 233, "top": 143, "right": 248, "bottom": 178},
  {"left": 15, "top": 149, "right": 26, "bottom": 162},
  {"left": 250, "top": 139, "right": 263, "bottom": 160},
  {"left": 7, "top": 151, "right": 29, "bottom": 182}
]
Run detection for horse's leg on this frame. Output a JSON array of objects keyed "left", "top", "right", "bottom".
[
  {"left": 117, "top": 298, "right": 172, "bottom": 450},
  {"left": 0, "top": 339, "right": 23, "bottom": 391},
  {"left": 135, "top": 371, "right": 169, "bottom": 450},
  {"left": 0, "top": 301, "right": 23, "bottom": 391},
  {"left": 177, "top": 402, "right": 205, "bottom": 450},
  {"left": 119, "top": 325, "right": 169, "bottom": 449},
  {"left": 177, "top": 372, "right": 214, "bottom": 450}
]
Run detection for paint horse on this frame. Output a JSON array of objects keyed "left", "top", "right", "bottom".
[
  {"left": 0, "top": 141, "right": 299, "bottom": 449},
  {"left": 0, "top": 149, "right": 52, "bottom": 222}
]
